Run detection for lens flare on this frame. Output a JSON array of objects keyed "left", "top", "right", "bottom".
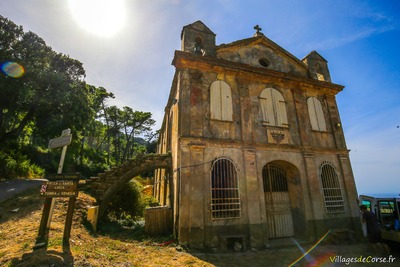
[
  {"left": 289, "top": 230, "right": 331, "bottom": 267},
  {"left": 1, "top": 61, "right": 25, "bottom": 78},
  {"left": 308, "top": 252, "right": 337, "bottom": 267}
]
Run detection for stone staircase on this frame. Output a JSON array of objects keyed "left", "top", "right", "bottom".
[{"left": 84, "top": 153, "right": 171, "bottom": 218}]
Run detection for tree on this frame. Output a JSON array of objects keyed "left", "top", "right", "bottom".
[
  {"left": 0, "top": 16, "right": 91, "bottom": 144},
  {"left": 0, "top": 16, "right": 158, "bottom": 179},
  {"left": 99, "top": 106, "right": 156, "bottom": 165}
]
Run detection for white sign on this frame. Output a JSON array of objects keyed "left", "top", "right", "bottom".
[{"left": 49, "top": 134, "right": 72, "bottom": 149}]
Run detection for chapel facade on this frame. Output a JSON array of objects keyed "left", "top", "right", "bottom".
[{"left": 154, "top": 21, "right": 361, "bottom": 249}]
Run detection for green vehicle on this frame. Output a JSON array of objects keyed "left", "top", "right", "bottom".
[{"left": 359, "top": 194, "right": 400, "bottom": 243}]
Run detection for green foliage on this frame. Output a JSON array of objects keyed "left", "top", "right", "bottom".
[
  {"left": 0, "top": 150, "right": 45, "bottom": 179},
  {"left": 108, "top": 180, "right": 142, "bottom": 219},
  {"left": 107, "top": 179, "right": 158, "bottom": 221},
  {"left": 0, "top": 16, "right": 158, "bottom": 180}
]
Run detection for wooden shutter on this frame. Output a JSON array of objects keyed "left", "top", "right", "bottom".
[
  {"left": 210, "top": 82, "right": 222, "bottom": 120},
  {"left": 220, "top": 82, "right": 233, "bottom": 121},
  {"left": 307, "top": 97, "right": 326, "bottom": 131},
  {"left": 210, "top": 81, "right": 232, "bottom": 121},
  {"left": 260, "top": 88, "right": 275, "bottom": 126},
  {"left": 273, "top": 89, "right": 288, "bottom": 128}
]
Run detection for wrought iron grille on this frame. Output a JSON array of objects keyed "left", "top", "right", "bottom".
[
  {"left": 210, "top": 158, "right": 241, "bottom": 219},
  {"left": 320, "top": 161, "right": 345, "bottom": 213},
  {"left": 262, "top": 164, "right": 288, "bottom": 192}
]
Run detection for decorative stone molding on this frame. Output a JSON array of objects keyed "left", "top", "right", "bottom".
[{"left": 267, "top": 129, "right": 289, "bottom": 144}]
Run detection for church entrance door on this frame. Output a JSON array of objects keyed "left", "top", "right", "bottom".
[{"left": 263, "top": 164, "right": 294, "bottom": 238}]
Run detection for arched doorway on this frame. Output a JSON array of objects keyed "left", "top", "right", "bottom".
[{"left": 262, "top": 163, "right": 294, "bottom": 238}]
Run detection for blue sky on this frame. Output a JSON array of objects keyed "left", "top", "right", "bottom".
[{"left": 1, "top": 0, "right": 399, "bottom": 195}]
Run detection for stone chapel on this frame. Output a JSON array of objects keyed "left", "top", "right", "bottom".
[{"left": 154, "top": 21, "right": 361, "bottom": 250}]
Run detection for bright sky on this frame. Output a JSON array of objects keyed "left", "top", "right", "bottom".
[{"left": 1, "top": 0, "right": 399, "bottom": 195}]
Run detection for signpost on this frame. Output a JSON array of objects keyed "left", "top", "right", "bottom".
[
  {"left": 35, "top": 129, "right": 80, "bottom": 248},
  {"left": 40, "top": 179, "right": 79, "bottom": 198},
  {"left": 48, "top": 134, "right": 72, "bottom": 149}
]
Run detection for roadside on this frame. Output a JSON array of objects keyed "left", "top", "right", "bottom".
[{"left": 0, "top": 178, "right": 44, "bottom": 203}]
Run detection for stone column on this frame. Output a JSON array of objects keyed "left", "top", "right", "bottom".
[
  {"left": 243, "top": 149, "right": 265, "bottom": 248},
  {"left": 188, "top": 144, "right": 206, "bottom": 248},
  {"left": 302, "top": 152, "right": 324, "bottom": 239},
  {"left": 338, "top": 153, "right": 363, "bottom": 237}
]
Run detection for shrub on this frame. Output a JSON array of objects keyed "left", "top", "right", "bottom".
[
  {"left": 0, "top": 150, "right": 45, "bottom": 179},
  {"left": 107, "top": 178, "right": 159, "bottom": 221}
]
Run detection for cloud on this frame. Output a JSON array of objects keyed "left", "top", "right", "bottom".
[{"left": 305, "top": 24, "right": 395, "bottom": 52}]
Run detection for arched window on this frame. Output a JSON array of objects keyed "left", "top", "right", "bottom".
[
  {"left": 307, "top": 97, "right": 326, "bottom": 131},
  {"left": 210, "top": 81, "right": 233, "bottom": 121},
  {"left": 259, "top": 88, "right": 288, "bottom": 127},
  {"left": 320, "top": 161, "right": 345, "bottom": 213},
  {"left": 210, "top": 158, "right": 240, "bottom": 219}
]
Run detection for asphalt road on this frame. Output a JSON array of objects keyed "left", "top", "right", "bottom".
[{"left": 0, "top": 179, "right": 44, "bottom": 202}]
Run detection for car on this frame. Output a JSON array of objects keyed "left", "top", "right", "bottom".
[{"left": 359, "top": 194, "right": 400, "bottom": 243}]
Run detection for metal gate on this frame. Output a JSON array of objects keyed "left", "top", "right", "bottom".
[{"left": 263, "top": 164, "right": 294, "bottom": 238}]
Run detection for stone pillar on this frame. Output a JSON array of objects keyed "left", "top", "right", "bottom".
[
  {"left": 177, "top": 145, "right": 190, "bottom": 245},
  {"left": 338, "top": 153, "right": 363, "bottom": 238},
  {"left": 185, "top": 145, "right": 205, "bottom": 248},
  {"left": 302, "top": 152, "right": 324, "bottom": 239},
  {"left": 243, "top": 149, "right": 265, "bottom": 248}
]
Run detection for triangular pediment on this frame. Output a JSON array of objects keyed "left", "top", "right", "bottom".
[{"left": 216, "top": 36, "right": 308, "bottom": 77}]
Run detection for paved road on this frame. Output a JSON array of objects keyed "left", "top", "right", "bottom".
[{"left": 0, "top": 179, "right": 45, "bottom": 202}]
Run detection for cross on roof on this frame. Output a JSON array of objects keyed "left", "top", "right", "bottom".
[{"left": 254, "top": 25, "right": 262, "bottom": 34}]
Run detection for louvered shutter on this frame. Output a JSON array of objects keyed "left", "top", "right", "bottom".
[
  {"left": 210, "top": 81, "right": 232, "bottom": 121},
  {"left": 307, "top": 97, "right": 326, "bottom": 131},
  {"left": 220, "top": 82, "right": 233, "bottom": 121},
  {"left": 210, "top": 82, "right": 222, "bottom": 120},
  {"left": 260, "top": 88, "right": 275, "bottom": 126},
  {"left": 273, "top": 89, "right": 288, "bottom": 128}
]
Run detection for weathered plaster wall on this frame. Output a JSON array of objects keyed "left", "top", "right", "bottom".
[{"left": 155, "top": 21, "right": 361, "bottom": 249}]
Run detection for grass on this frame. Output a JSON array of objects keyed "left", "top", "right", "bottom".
[
  {"left": 1, "top": 187, "right": 398, "bottom": 266},
  {"left": 0, "top": 188, "right": 213, "bottom": 267}
]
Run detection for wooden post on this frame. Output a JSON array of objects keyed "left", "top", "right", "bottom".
[
  {"left": 63, "top": 196, "right": 77, "bottom": 245},
  {"left": 35, "top": 198, "right": 53, "bottom": 246},
  {"left": 35, "top": 129, "right": 73, "bottom": 249},
  {"left": 46, "top": 140, "right": 69, "bottom": 237}
]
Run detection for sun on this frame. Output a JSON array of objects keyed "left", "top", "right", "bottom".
[{"left": 68, "top": 0, "right": 126, "bottom": 38}]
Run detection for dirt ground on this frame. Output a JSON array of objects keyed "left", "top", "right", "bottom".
[{"left": 0, "top": 186, "right": 399, "bottom": 267}]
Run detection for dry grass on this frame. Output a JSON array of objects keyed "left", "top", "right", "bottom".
[
  {"left": 1, "top": 188, "right": 398, "bottom": 267},
  {"left": 0, "top": 188, "right": 212, "bottom": 267}
]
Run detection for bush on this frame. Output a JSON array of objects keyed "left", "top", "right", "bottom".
[
  {"left": 0, "top": 150, "right": 45, "bottom": 179},
  {"left": 107, "top": 179, "right": 158, "bottom": 220}
]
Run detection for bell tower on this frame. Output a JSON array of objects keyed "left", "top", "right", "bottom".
[
  {"left": 302, "top": 50, "right": 332, "bottom": 82},
  {"left": 180, "top": 20, "right": 216, "bottom": 57}
]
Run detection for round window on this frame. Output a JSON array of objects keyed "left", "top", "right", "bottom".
[{"left": 259, "top": 58, "right": 270, "bottom": 67}]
